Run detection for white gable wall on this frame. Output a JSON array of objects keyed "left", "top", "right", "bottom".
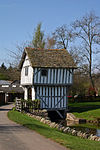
[{"left": 21, "top": 55, "right": 33, "bottom": 85}]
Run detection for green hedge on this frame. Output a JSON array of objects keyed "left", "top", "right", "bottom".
[{"left": 68, "top": 96, "right": 100, "bottom": 103}]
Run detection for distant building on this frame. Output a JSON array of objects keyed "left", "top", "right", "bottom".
[{"left": 0, "top": 80, "right": 24, "bottom": 104}]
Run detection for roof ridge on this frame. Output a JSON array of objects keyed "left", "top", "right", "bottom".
[{"left": 25, "top": 47, "right": 66, "bottom": 51}]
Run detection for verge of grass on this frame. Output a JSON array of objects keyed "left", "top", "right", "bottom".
[
  {"left": 69, "top": 102, "right": 100, "bottom": 120},
  {"left": 73, "top": 109, "right": 100, "bottom": 120},
  {"left": 8, "top": 110, "right": 100, "bottom": 150}
]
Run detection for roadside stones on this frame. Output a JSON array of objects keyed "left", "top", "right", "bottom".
[
  {"left": 89, "top": 135, "right": 98, "bottom": 141},
  {"left": 50, "top": 122, "right": 56, "bottom": 128},
  {"left": 54, "top": 123, "right": 59, "bottom": 128},
  {"left": 45, "top": 120, "right": 51, "bottom": 125},
  {"left": 77, "top": 131, "right": 83, "bottom": 137},
  {"left": 49, "top": 122, "right": 55, "bottom": 128},
  {"left": 71, "top": 129, "right": 77, "bottom": 136},
  {"left": 63, "top": 127, "right": 70, "bottom": 133},
  {"left": 82, "top": 133, "right": 90, "bottom": 139},
  {"left": 40, "top": 118, "right": 45, "bottom": 123},
  {"left": 97, "top": 137, "right": 100, "bottom": 141},
  {"left": 65, "top": 127, "right": 72, "bottom": 134},
  {"left": 26, "top": 112, "right": 100, "bottom": 142},
  {"left": 35, "top": 116, "right": 42, "bottom": 120},
  {"left": 58, "top": 124, "right": 63, "bottom": 129},
  {"left": 59, "top": 126, "right": 65, "bottom": 131},
  {"left": 27, "top": 113, "right": 31, "bottom": 116},
  {"left": 94, "top": 137, "right": 100, "bottom": 141},
  {"left": 45, "top": 117, "right": 50, "bottom": 120}
]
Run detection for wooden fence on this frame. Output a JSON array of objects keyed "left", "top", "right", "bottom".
[{"left": 15, "top": 98, "right": 40, "bottom": 112}]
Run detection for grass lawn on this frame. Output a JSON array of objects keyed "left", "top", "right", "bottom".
[
  {"left": 8, "top": 110, "right": 100, "bottom": 150},
  {"left": 69, "top": 102, "right": 100, "bottom": 120}
]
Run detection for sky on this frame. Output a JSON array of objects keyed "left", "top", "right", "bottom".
[{"left": 0, "top": 0, "right": 100, "bottom": 66}]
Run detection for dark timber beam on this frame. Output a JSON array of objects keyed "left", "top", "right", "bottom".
[{"left": 56, "top": 110, "right": 64, "bottom": 119}]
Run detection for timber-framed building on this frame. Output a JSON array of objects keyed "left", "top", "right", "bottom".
[{"left": 19, "top": 47, "right": 76, "bottom": 118}]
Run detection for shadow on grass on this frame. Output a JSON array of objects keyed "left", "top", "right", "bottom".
[
  {"left": 70, "top": 105, "right": 100, "bottom": 113},
  {"left": 22, "top": 123, "right": 55, "bottom": 138},
  {"left": 23, "top": 123, "right": 51, "bottom": 131}
]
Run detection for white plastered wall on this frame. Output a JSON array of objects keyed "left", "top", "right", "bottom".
[{"left": 21, "top": 55, "right": 33, "bottom": 85}]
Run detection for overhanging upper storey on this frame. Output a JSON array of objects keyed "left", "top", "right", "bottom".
[{"left": 19, "top": 47, "right": 77, "bottom": 86}]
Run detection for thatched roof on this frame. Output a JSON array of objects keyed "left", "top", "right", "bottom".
[{"left": 19, "top": 47, "right": 76, "bottom": 69}]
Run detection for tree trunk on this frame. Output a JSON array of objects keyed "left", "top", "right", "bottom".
[{"left": 89, "top": 45, "right": 95, "bottom": 88}]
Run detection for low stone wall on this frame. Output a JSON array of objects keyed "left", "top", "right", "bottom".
[
  {"left": 87, "top": 118, "right": 100, "bottom": 124},
  {"left": 31, "top": 109, "right": 48, "bottom": 119},
  {"left": 67, "top": 113, "right": 100, "bottom": 125},
  {"left": 26, "top": 112, "right": 100, "bottom": 142},
  {"left": 67, "top": 113, "right": 86, "bottom": 123}
]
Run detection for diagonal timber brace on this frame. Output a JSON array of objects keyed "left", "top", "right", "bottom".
[
  {"left": 56, "top": 110, "right": 64, "bottom": 119},
  {"left": 53, "top": 95, "right": 66, "bottom": 108},
  {"left": 36, "top": 93, "right": 49, "bottom": 108}
]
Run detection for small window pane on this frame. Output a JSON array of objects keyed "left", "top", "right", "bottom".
[
  {"left": 41, "top": 69, "right": 47, "bottom": 76},
  {"left": 25, "top": 66, "right": 28, "bottom": 76}
]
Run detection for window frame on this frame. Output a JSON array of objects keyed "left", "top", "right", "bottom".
[
  {"left": 25, "top": 66, "right": 29, "bottom": 76},
  {"left": 41, "top": 69, "right": 48, "bottom": 77}
]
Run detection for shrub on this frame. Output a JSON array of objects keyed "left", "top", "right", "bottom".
[
  {"left": 33, "top": 99, "right": 40, "bottom": 109},
  {"left": 20, "top": 99, "right": 40, "bottom": 112}
]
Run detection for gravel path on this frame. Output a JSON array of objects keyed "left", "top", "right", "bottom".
[{"left": 0, "top": 104, "right": 68, "bottom": 150}]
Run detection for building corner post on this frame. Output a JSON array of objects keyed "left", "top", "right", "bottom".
[{"left": 32, "top": 86, "right": 35, "bottom": 101}]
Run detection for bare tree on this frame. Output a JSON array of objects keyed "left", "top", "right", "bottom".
[
  {"left": 46, "top": 36, "right": 56, "bottom": 49},
  {"left": 53, "top": 25, "right": 74, "bottom": 49},
  {"left": 69, "top": 46, "right": 81, "bottom": 66},
  {"left": 72, "top": 12, "right": 100, "bottom": 87},
  {"left": 8, "top": 41, "right": 30, "bottom": 67}
]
